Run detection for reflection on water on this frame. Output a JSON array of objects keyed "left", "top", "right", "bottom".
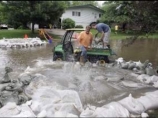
[
  {"left": 0, "top": 38, "right": 158, "bottom": 74},
  {"left": 0, "top": 38, "right": 158, "bottom": 70},
  {"left": 111, "top": 38, "right": 158, "bottom": 67},
  {"left": 0, "top": 43, "right": 54, "bottom": 71}
]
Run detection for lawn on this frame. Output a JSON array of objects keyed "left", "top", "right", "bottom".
[
  {"left": 90, "top": 29, "right": 158, "bottom": 40},
  {"left": 0, "top": 29, "right": 60, "bottom": 40},
  {"left": 0, "top": 29, "right": 157, "bottom": 41}
]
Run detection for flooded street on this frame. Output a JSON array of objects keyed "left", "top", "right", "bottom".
[
  {"left": 0, "top": 43, "right": 54, "bottom": 72},
  {"left": 0, "top": 38, "right": 158, "bottom": 117},
  {"left": 1, "top": 38, "right": 157, "bottom": 69},
  {"left": 111, "top": 38, "right": 158, "bottom": 67}
]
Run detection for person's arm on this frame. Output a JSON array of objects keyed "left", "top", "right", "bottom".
[
  {"left": 78, "top": 32, "right": 83, "bottom": 46},
  {"left": 95, "top": 32, "right": 99, "bottom": 38},
  {"left": 89, "top": 33, "right": 93, "bottom": 49},
  {"left": 100, "top": 31, "right": 105, "bottom": 41}
]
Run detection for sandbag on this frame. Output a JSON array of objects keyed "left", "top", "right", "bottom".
[
  {"left": 0, "top": 102, "right": 20, "bottom": 117},
  {"left": 118, "top": 94, "right": 145, "bottom": 115},
  {"left": 137, "top": 90, "right": 158, "bottom": 110},
  {"left": 30, "top": 87, "right": 83, "bottom": 117},
  {"left": 93, "top": 102, "right": 130, "bottom": 117}
]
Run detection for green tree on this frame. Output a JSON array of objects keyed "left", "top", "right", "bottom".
[
  {"left": 70, "top": 1, "right": 98, "bottom": 7},
  {"left": 3, "top": 1, "right": 36, "bottom": 29},
  {"left": 2, "top": 1, "right": 67, "bottom": 33},
  {"left": 100, "top": 1, "right": 131, "bottom": 27},
  {"left": 61, "top": 18, "right": 75, "bottom": 29},
  {"left": 100, "top": 1, "right": 158, "bottom": 33},
  {"left": 0, "top": 2, "right": 8, "bottom": 24}
]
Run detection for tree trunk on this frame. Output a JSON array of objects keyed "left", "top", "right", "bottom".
[{"left": 31, "top": 22, "right": 35, "bottom": 33}]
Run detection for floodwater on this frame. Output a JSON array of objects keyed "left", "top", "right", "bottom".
[
  {"left": 0, "top": 38, "right": 157, "bottom": 70},
  {"left": 0, "top": 43, "right": 55, "bottom": 72},
  {"left": 111, "top": 38, "right": 158, "bottom": 68},
  {"left": 0, "top": 38, "right": 158, "bottom": 117}
]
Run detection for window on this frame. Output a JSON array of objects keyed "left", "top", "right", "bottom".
[
  {"left": 94, "top": 13, "right": 97, "bottom": 18},
  {"left": 99, "top": 14, "right": 102, "bottom": 18},
  {"left": 72, "top": 11, "right": 80, "bottom": 16}
]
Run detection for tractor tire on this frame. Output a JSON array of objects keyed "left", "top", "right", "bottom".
[{"left": 53, "top": 54, "right": 63, "bottom": 61}]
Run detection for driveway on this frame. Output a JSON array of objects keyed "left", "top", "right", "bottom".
[{"left": 45, "top": 29, "right": 66, "bottom": 36}]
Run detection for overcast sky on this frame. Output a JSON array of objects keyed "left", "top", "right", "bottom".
[{"left": 97, "top": 1, "right": 105, "bottom": 6}]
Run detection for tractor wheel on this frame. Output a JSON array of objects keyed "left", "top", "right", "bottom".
[
  {"left": 104, "top": 56, "right": 110, "bottom": 63},
  {"left": 97, "top": 59, "right": 106, "bottom": 66},
  {"left": 53, "top": 54, "right": 63, "bottom": 61},
  {"left": 56, "top": 58, "right": 62, "bottom": 61}
]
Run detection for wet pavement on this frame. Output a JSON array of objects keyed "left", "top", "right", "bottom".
[{"left": 45, "top": 29, "right": 66, "bottom": 36}]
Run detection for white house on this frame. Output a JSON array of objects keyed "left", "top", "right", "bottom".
[
  {"left": 28, "top": 23, "right": 39, "bottom": 30},
  {"left": 60, "top": 4, "right": 104, "bottom": 29}
]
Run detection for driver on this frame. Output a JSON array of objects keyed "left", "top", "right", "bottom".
[{"left": 77, "top": 25, "right": 93, "bottom": 65}]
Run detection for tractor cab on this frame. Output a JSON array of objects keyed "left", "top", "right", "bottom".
[
  {"left": 52, "top": 28, "right": 116, "bottom": 64},
  {"left": 53, "top": 28, "right": 83, "bottom": 61}
]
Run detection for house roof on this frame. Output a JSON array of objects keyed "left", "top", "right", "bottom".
[{"left": 68, "top": 4, "right": 104, "bottom": 13}]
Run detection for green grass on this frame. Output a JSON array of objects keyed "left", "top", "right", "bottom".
[
  {"left": 76, "top": 29, "right": 135, "bottom": 40},
  {"left": 0, "top": 29, "right": 60, "bottom": 40},
  {"left": 0, "top": 29, "right": 38, "bottom": 39},
  {"left": 90, "top": 29, "right": 158, "bottom": 40},
  {"left": 0, "top": 29, "right": 157, "bottom": 41},
  {"left": 89, "top": 29, "right": 130, "bottom": 40}
]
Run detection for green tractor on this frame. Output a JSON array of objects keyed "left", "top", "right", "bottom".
[{"left": 52, "top": 28, "right": 116, "bottom": 64}]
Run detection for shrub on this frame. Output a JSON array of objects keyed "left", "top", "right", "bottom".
[
  {"left": 75, "top": 25, "right": 83, "bottom": 28},
  {"left": 61, "top": 18, "right": 75, "bottom": 29}
]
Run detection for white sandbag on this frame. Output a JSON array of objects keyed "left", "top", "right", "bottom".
[
  {"left": 0, "top": 38, "right": 46, "bottom": 48},
  {"left": 54, "top": 111, "right": 78, "bottom": 117},
  {"left": 150, "top": 75, "right": 158, "bottom": 88},
  {"left": 103, "top": 102, "right": 130, "bottom": 117},
  {"left": 12, "top": 104, "right": 36, "bottom": 117},
  {"left": 32, "top": 87, "right": 61, "bottom": 103},
  {"left": 37, "top": 110, "right": 47, "bottom": 117},
  {"left": 80, "top": 107, "right": 96, "bottom": 117},
  {"left": 25, "top": 100, "right": 32, "bottom": 106},
  {"left": 54, "top": 111, "right": 67, "bottom": 117},
  {"left": 93, "top": 102, "right": 129, "bottom": 117},
  {"left": 115, "top": 57, "right": 124, "bottom": 64},
  {"left": 137, "top": 74, "right": 158, "bottom": 86},
  {"left": 107, "top": 76, "right": 123, "bottom": 82},
  {"left": 25, "top": 74, "right": 50, "bottom": 97},
  {"left": 30, "top": 101, "right": 41, "bottom": 113},
  {"left": 31, "top": 87, "right": 83, "bottom": 116},
  {"left": 93, "top": 107, "right": 110, "bottom": 117},
  {"left": 118, "top": 94, "right": 145, "bottom": 115},
  {"left": 56, "top": 90, "right": 83, "bottom": 112},
  {"left": 137, "top": 74, "right": 151, "bottom": 84},
  {"left": 121, "top": 81, "right": 147, "bottom": 88},
  {"left": 57, "top": 103, "right": 81, "bottom": 115},
  {"left": 66, "top": 113, "right": 78, "bottom": 117},
  {"left": 150, "top": 75, "right": 158, "bottom": 82},
  {"left": 80, "top": 104, "right": 97, "bottom": 117},
  {"left": 94, "top": 76, "right": 106, "bottom": 81},
  {"left": 137, "top": 90, "right": 158, "bottom": 110},
  {"left": 153, "top": 81, "right": 158, "bottom": 88},
  {"left": 0, "top": 102, "right": 21, "bottom": 117},
  {"left": 141, "top": 112, "right": 149, "bottom": 118}
]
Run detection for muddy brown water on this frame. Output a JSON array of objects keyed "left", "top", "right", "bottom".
[
  {"left": 111, "top": 38, "right": 158, "bottom": 68},
  {"left": 0, "top": 38, "right": 158, "bottom": 71}
]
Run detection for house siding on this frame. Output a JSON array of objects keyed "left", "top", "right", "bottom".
[
  {"left": 27, "top": 23, "right": 39, "bottom": 30},
  {"left": 61, "top": 7, "right": 103, "bottom": 29}
]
